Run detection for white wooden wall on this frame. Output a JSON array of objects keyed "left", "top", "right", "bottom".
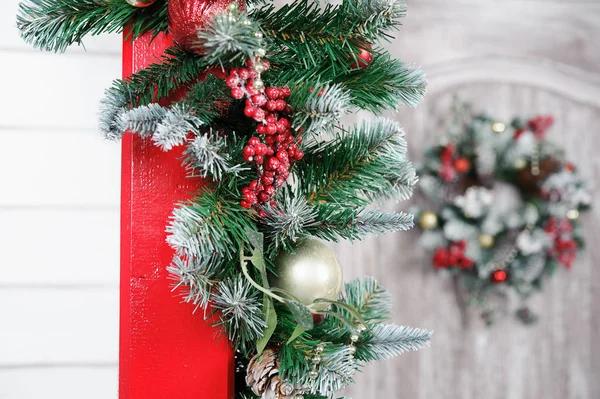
[
  {"left": 2, "top": 0, "right": 599, "bottom": 398},
  {"left": 0, "top": 1, "right": 122, "bottom": 397}
]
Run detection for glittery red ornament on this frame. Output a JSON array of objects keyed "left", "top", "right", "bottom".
[
  {"left": 454, "top": 157, "right": 471, "bottom": 173},
  {"left": 350, "top": 43, "right": 373, "bottom": 70},
  {"left": 168, "top": 0, "right": 246, "bottom": 52},
  {"left": 491, "top": 269, "right": 508, "bottom": 284}
]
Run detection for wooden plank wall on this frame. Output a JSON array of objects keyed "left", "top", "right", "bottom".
[
  {"left": 1, "top": 0, "right": 599, "bottom": 398},
  {"left": 340, "top": 1, "right": 600, "bottom": 398},
  {"left": 0, "top": 1, "right": 122, "bottom": 397}
]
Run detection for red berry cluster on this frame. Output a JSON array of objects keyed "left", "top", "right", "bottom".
[
  {"left": 438, "top": 144, "right": 470, "bottom": 182},
  {"left": 514, "top": 115, "right": 554, "bottom": 139},
  {"left": 545, "top": 217, "right": 577, "bottom": 268},
  {"left": 225, "top": 62, "right": 304, "bottom": 211},
  {"left": 433, "top": 240, "right": 474, "bottom": 269}
]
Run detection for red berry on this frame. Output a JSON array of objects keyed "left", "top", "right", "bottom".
[
  {"left": 265, "top": 114, "right": 278, "bottom": 123},
  {"left": 252, "top": 94, "right": 267, "bottom": 107},
  {"left": 254, "top": 155, "right": 264, "bottom": 163},
  {"left": 246, "top": 83, "right": 257, "bottom": 96},
  {"left": 264, "top": 171, "right": 275, "bottom": 177},
  {"left": 275, "top": 99, "right": 286, "bottom": 111},
  {"left": 265, "top": 136, "right": 275, "bottom": 145},
  {"left": 258, "top": 192, "right": 270, "bottom": 203},
  {"left": 265, "top": 157, "right": 280, "bottom": 170},
  {"left": 243, "top": 146, "right": 255, "bottom": 161},
  {"left": 258, "top": 210, "right": 267, "bottom": 218},
  {"left": 249, "top": 180, "right": 259, "bottom": 190},
  {"left": 266, "top": 148, "right": 274, "bottom": 157},
  {"left": 231, "top": 87, "right": 244, "bottom": 99},
  {"left": 280, "top": 87, "right": 291, "bottom": 97},
  {"left": 257, "top": 124, "right": 267, "bottom": 135},
  {"left": 238, "top": 68, "right": 250, "bottom": 80},
  {"left": 266, "top": 123, "right": 278, "bottom": 135},
  {"left": 276, "top": 150, "right": 288, "bottom": 161},
  {"left": 255, "top": 143, "right": 268, "bottom": 155},
  {"left": 266, "top": 100, "right": 278, "bottom": 111},
  {"left": 253, "top": 108, "right": 266, "bottom": 121},
  {"left": 265, "top": 186, "right": 276, "bottom": 195},
  {"left": 262, "top": 60, "right": 270, "bottom": 70},
  {"left": 248, "top": 137, "right": 260, "bottom": 146},
  {"left": 244, "top": 106, "right": 256, "bottom": 118},
  {"left": 265, "top": 87, "right": 280, "bottom": 99},
  {"left": 225, "top": 76, "right": 239, "bottom": 88},
  {"left": 294, "top": 150, "right": 304, "bottom": 160},
  {"left": 240, "top": 200, "right": 252, "bottom": 209},
  {"left": 241, "top": 187, "right": 251, "bottom": 195},
  {"left": 261, "top": 175, "right": 274, "bottom": 185}
]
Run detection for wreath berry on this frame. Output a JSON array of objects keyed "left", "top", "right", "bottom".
[{"left": 415, "top": 104, "right": 592, "bottom": 325}]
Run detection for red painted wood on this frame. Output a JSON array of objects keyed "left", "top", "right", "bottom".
[{"left": 120, "top": 32, "right": 234, "bottom": 399}]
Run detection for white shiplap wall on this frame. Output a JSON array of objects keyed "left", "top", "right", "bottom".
[{"left": 0, "top": 2, "right": 121, "bottom": 398}]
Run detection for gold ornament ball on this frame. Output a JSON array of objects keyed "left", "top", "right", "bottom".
[
  {"left": 514, "top": 158, "right": 527, "bottom": 170},
  {"left": 271, "top": 239, "right": 343, "bottom": 311},
  {"left": 478, "top": 233, "right": 495, "bottom": 248},
  {"left": 126, "top": 0, "right": 156, "bottom": 7},
  {"left": 567, "top": 209, "right": 580, "bottom": 220},
  {"left": 492, "top": 121, "right": 506, "bottom": 133},
  {"left": 419, "top": 211, "right": 438, "bottom": 230}
]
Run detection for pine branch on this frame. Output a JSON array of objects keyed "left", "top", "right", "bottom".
[
  {"left": 355, "top": 324, "right": 432, "bottom": 362},
  {"left": 183, "top": 133, "right": 245, "bottom": 181},
  {"left": 17, "top": 0, "right": 168, "bottom": 53},
  {"left": 166, "top": 190, "right": 257, "bottom": 264},
  {"left": 102, "top": 45, "right": 207, "bottom": 112},
  {"left": 251, "top": 0, "right": 406, "bottom": 69},
  {"left": 343, "top": 277, "right": 392, "bottom": 325},
  {"left": 212, "top": 277, "right": 267, "bottom": 355},
  {"left": 259, "top": 190, "right": 319, "bottom": 250},
  {"left": 290, "top": 83, "right": 352, "bottom": 136},
  {"left": 302, "top": 345, "right": 356, "bottom": 396},
  {"left": 168, "top": 255, "right": 220, "bottom": 310},
  {"left": 152, "top": 105, "right": 203, "bottom": 150},
  {"left": 308, "top": 208, "right": 415, "bottom": 242},
  {"left": 99, "top": 82, "right": 133, "bottom": 141},
  {"left": 181, "top": 74, "right": 231, "bottom": 124},
  {"left": 198, "top": 9, "right": 265, "bottom": 65},
  {"left": 296, "top": 118, "right": 418, "bottom": 206},
  {"left": 118, "top": 103, "right": 169, "bottom": 138}
]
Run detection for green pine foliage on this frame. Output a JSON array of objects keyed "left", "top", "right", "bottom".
[
  {"left": 18, "top": 0, "right": 432, "bottom": 396},
  {"left": 17, "top": 0, "right": 168, "bottom": 53}
]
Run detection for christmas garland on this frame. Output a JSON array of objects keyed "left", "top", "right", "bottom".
[
  {"left": 415, "top": 103, "right": 592, "bottom": 325},
  {"left": 18, "top": 0, "right": 432, "bottom": 397}
]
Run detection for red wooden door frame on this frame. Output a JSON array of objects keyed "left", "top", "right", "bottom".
[{"left": 120, "top": 32, "right": 234, "bottom": 399}]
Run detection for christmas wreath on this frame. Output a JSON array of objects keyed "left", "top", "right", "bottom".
[
  {"left": 415, "top": 103, "right": 592, "bottom": 325},
  {"left": 18, "top": 0, "right": 432, "bottom": 397}
]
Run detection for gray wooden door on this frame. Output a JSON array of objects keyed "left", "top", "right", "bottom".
[{"left": 338, "top": 1, "right": 600, "bottom": 398}]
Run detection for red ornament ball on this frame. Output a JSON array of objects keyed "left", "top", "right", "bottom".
[
  {"left": 491, "top": 269, "right": 508, "bottom": 284},
  {"left": 454, "top": 157, "right": 471, "bottom": 173},
  {"left": 168, "top": 0, "right": 246, "bottom": 52},
  {"left": 350, "top": 43, "right": 374, "bottom": 70}
]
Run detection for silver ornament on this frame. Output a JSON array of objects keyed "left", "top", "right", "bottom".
[
  {"left": 350, "top": 333, "right": 359, "bottom": 343},
  {"left": 271, "top": 239, "right": 343, "bottom": 311}
]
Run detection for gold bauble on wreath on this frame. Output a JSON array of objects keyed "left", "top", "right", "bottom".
[
  {"left": 270, "top": 238, "right": 343, "bottom": 311},
  {"left": 478, "top": 233, "right": 495, "bottom": 248},
  {"left": 125, "top": 0, "right": 157, "bottom": 7},
  {"left": 419, "top": 211, "right": 438, "bottom": 230}
]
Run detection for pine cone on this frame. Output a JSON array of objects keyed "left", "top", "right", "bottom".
[{"left": 246, "top": 349, "right": 303, "bottom": 399}]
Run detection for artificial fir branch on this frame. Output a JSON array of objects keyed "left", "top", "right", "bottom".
[
  {"left": 198, "top": 10, "right": 265, "bottom": 65},
  {"left": 296, "top": 117, "right": 417, "bottom": 206},
  {"left": 152, "top": 105, "right": 204, "bottom": 150},
  {"left": 355, "top": 324, "right": 432, "bottom": 361},
  {"left": 17, "top": 0, "right": 168, "bottom": 53},
  {"left": 212, "top": 277, "right": 267, "bottom": 356},
  {"left": 290, "top": 82, "right": 352, "bottom": 136},
  {"left": 251, "top": 0, "right": 406, "bottom": 69},
  {"left": 343, "top": 277, "right": 392, "bottom": 325},
  {"left": 183, "top": 133, "right": 246, "bottom": 181}
]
